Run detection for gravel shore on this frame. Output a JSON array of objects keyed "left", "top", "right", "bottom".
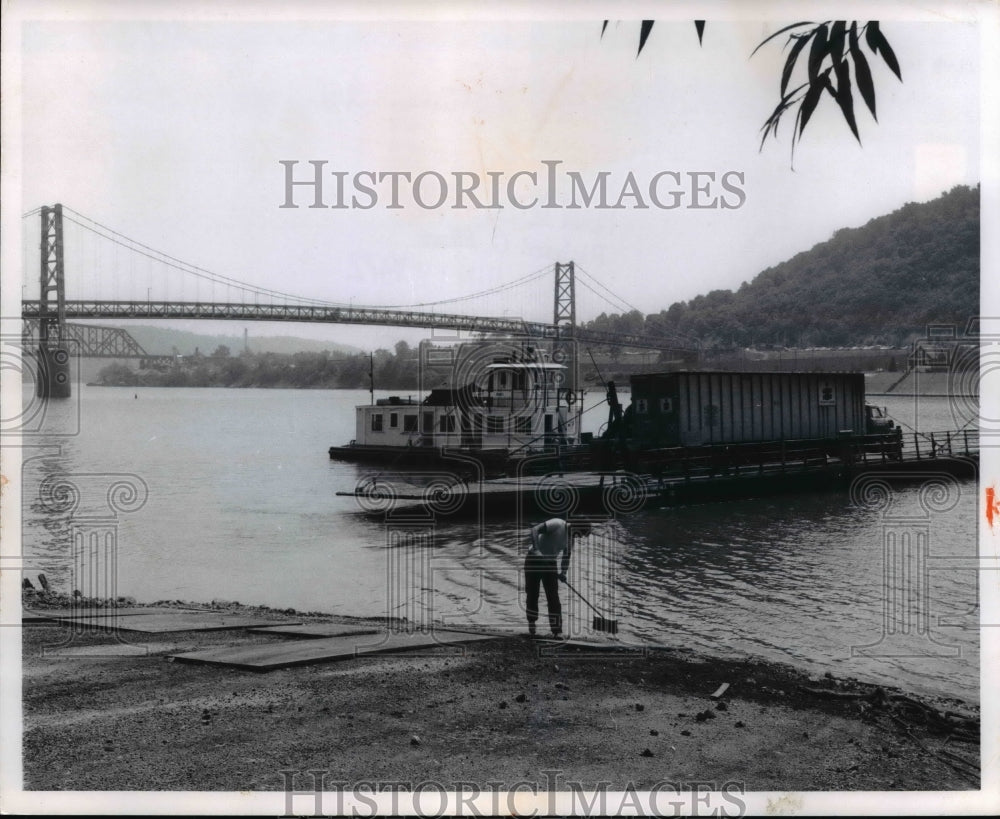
[{"left": 18, "top": 595, "right": 980, "bottom": 795}]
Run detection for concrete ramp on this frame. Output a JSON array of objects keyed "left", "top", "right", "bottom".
[{"left": 170, "top": 629, "right": 499, "bottom": 671}]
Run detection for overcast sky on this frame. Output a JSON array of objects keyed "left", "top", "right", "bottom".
[{"left": 5, "top": 1, "right": 994, "bottom": 350}]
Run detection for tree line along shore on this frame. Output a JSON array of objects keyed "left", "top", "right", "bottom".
[{"left": 91, "top": 344, "right": 925, "bottom": 391}]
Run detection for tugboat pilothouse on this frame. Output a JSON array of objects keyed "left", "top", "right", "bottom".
[{"left": 329, "top": 341, "right": 585, "bottom": 471}]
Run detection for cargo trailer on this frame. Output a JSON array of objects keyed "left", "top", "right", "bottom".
[{"left": 626, "top": 371, "right": 868, "bottom": 448}]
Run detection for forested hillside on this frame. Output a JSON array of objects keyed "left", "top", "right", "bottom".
[{"left": 583, "top": 185, "right": 979, "bottom": 349}]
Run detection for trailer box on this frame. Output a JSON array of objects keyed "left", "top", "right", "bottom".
[{"left": 629, "top": 371, "right": 866, "bottom": 447}]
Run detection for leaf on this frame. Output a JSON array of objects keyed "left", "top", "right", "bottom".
[
  {"left": 759, "top": 123, "right": 774, "bottom": 153},
  {"left": 638, "top": 20, "right": 654, "bottom": 56},
  {"left": 793, "top": 105, "right": 804, "bottom": 145},
  {"left": 695, "top": 20, "right": 705, "bottom": 44},
  {"left": 781, "top": 34, "right": 810, "bottom": 96},
  {"left": 798, "top": 68, "right": 832, "bottom": 136},
  {"left": 881, "top": 38, "right": 902, "bottom": 80},
  {"left": 849, "top": 23, "right": 877, "bottom": 119},
  {"left": 829, "top": 21, "right": 847, "bottom": 66},
  {"left": 762, "top": 81, "right": 810, "bottom": 129},
  {"left": 864, "top": 20, "right": 879, "bottom": 50},
  {"left": 832, "top": 59, "right": 860, "bottom": 142},
  {"left": 601, "top": 20, "right": 609, "bottom": 38},
  {"left": 760, "top": 88, "right": 803, "bottom": 151},
  {"left": 750, "top": 21, "right": 815, "bottom": 57},
  {"left": 866, "top": 21, "right": 902, "bottom": 80},
  {"left": 807, "top": 23, "right": 829, "bottom": 81}
]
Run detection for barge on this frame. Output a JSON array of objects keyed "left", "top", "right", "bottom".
[
  {"left": 330, "top": 356, "right": 979, "bottom": 515},
  {"left": 335, "top": 363, "right": 978, "bottom": 516},
  {"left": 330, "top": 355, "right": 910, "bottom": 476}
]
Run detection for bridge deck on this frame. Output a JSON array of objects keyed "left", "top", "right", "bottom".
[{"left": 22, "top": 300, "right": 699, "bottom": 353}]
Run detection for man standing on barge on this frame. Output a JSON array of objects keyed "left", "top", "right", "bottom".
[{"left": 524, "top": 518, "right": 589, "bottom": 638}]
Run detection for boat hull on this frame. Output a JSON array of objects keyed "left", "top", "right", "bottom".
[{"left": 328, "top": 442, "right": 594, "bottom": 478}]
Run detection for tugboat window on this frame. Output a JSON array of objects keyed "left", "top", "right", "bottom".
[
  {"left": 659, "top": 398, "right": 673, "bottom": 413},
  {"left": 636, "top": 399, "right": 648, "bottom": 414},
  {"left": 514, "top": 417, "right": 532, "bottom": 434},
  {"left": 371, "top": 414, "right": 384, "bottom": 432},
  {"left": 439, "top": 415, "right": 456, "bottom": 433},
  {"left": 403, "top": 415, "right": 418, "bottom": 432},
  {"left": 389, "top": 412, "right": 398, "bottom": 428},
  {"left": 487, "top": 416, "right": 504, "bottom": 434}
]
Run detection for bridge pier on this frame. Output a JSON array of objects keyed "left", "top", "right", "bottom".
[
  {"left": 37, "top": 204, "right": 71, "bottom": 399},
  {"left": 35, "top": 345, "right": 72, "bottom": 399}
]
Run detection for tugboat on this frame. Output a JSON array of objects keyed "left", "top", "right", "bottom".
[{"left": 328, "top": 340, "right": 587, "bottom": 475}]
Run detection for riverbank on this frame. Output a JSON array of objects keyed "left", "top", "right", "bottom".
[
  {"left": 865, "top": 370, "right": 978, "bottom": 397},
  {"left": 19, "top": 595, "right": 980, "bottom": 793}
]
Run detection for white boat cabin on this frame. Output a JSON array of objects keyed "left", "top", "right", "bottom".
[{"left": 354, "top": 359, "right": 580, "bottom": 451}]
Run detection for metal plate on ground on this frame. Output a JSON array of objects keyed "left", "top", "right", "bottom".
[
  {"left": 247, "top": 623, "right": 382, "bottom": 639},
  {"left": 40, "top": 643, "right": 166, "bottom": 658},
  {"left": 23, "top": 606, "right": 208, "bottom": 622},
  {"left": 170, "top": 629, "right": 499, "bottom": 671},
  {"left": 34, "top": 612, "right": 303, "bottom": 633}
]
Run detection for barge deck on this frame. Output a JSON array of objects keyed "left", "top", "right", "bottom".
[{"left": 336, "top": 429, "right": 979, "bottom": 518}]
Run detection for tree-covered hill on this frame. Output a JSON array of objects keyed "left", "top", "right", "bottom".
[{"left": 584, "top": 184, "right": 979, "bottom": 349}]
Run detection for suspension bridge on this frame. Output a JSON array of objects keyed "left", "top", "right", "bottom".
[{"left": 22, "top": 204, "right": 700, "bottom": 397}]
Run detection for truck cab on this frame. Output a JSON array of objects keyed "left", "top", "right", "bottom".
[
  {"left": 865, "top": 404, "right": 896, "bottom": 434},
  {"left": 864, "top": 403, "right": 903, "bottom": 459}
]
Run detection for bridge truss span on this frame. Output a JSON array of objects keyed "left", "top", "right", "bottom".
[
  {"left": 22, "top": 319, "right": 151, "bottom": 358},
  {"left": 21, "top": 299, "right": 699, "bottom": 355}
]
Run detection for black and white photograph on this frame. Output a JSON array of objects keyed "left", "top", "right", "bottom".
[{"left": 1, "top": 0, "right": 997, "bottom": 815}]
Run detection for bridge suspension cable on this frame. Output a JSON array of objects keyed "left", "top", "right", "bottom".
[
  {"left": 574, "top": 262, "right": 700, "bottom": 348},
  {"left": 23, "top": 206, "right": 557, "bottom": 317},
  {"left": 54, "top": 206, "right": 346, "bottom": 307},
  {"left": 373, "top": 264, "right": 552, "bottom": 309},
  {"left": 574, "top": 263, "right": 641, "bottom": 315}
]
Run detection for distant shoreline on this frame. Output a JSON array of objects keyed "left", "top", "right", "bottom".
[
  {"left": 867, "top": 392, "right": 979, "bottom": 398},
  {"left": 82, "top": 382, "right": 979, "bottom": 399}
]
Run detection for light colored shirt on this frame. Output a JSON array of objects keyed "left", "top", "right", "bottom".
[{"left": 530, "top": 518, "right": 570, "bottom": 559}]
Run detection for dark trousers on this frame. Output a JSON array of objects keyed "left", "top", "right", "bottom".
[{"left": 524, "top": 554, "right": 561, "bottom": 634}]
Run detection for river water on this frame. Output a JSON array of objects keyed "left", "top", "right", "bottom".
[{"left": 19, "top": 385, "right": 979, "bottom": 703}]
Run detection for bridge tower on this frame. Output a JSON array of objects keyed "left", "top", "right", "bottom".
[
  {"left": 37, "top": 204, "right": 71, "bottom": 398},
  {"left": 552, "top": 261, "right": 577, "bottom": 390}
]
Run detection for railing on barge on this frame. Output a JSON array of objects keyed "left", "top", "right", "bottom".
[
  {"left": 593, "top": 429, "right": 980, "bottom": 484},
  {"left": 879, "top": 429, "right": 979, "bottom": 463}
]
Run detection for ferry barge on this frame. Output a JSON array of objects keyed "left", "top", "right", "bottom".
[
  {"left": 328, "top": 343, "right": 587, "bottom": 475},
  {"left": 336, "top": 364, "right": 978, "bottom": 516}
]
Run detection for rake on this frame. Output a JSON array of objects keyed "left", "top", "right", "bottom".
[{"left": 561, "top": 578, "right": 618, "bottom": 634}]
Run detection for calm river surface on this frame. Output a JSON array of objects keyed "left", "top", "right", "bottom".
[{"left": 20, "top": 385, "right": 979, "bottom": 703}]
